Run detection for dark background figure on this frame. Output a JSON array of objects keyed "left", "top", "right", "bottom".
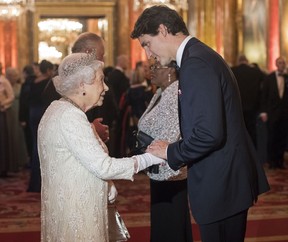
[
  {"left": 106, "top": 54, "right": 131, "bottom": 157},
  {"left": 86, "top": 66, "right": 119, "bottom": 156},
  {"left": 19, "top": 65, "right": 36, "bottom": 162},
  {"left": 231, "top": 54, "right": 266, "bottom": 148},
  {"left": 106, "top": 55, "right": 130, "bottom": 104},
  {"left": 27, "top": 59, "right": 54, "bottom": 192},
  {"left": 261, "top": 56, "right": 288, "bottom": 169},
  {"left": 120, "top": 62, "right": 153, "bottom": 156}
]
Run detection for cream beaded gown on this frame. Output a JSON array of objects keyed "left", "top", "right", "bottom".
[{"left": 38, "top": 99, "right": 135, "bottom": 242}]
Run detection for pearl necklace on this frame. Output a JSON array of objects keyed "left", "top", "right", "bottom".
[{"left": 61, "top": 96, "right": 83, "bottom": 111}]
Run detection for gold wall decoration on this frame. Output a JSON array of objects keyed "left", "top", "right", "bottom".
[
  {"left": 32, "top": 2, "right": 115, "bottom": 66},
  {"left": 242, "top": 0, "right": 267, "bottom": 68}
]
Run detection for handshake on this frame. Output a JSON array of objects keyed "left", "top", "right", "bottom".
[{"left": 134, "top": 153, "right": 165, "bottom": 173}]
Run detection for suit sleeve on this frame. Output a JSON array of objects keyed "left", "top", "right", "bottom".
[{"left": 167, "top": 57, "right": 226, "bottom": 170}]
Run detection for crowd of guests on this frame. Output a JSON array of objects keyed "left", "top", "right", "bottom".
[{"left": 231, "top": 55, "right": 288, "bottom": 170}]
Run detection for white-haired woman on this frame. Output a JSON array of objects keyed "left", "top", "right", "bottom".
[{"left": 38, "top": 52, "right": 163, "bottom": 242}]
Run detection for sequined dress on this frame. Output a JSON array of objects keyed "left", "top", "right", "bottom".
[
  {"left": 38, "top": 100, "right": 135, "bottom": 242},
  {"left": 138, "top": 81, "right": 186, "bottom": 181}
]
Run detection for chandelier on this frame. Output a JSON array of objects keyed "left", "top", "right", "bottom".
[
  {"left": 133, "top": 0, "right": 188, "bottom": 11},
  {"left": 38, "top": 19, "right": 83, "bottom": 63},
  {"left": 0, "top": 0, "right": 34, "bottom": 20}
]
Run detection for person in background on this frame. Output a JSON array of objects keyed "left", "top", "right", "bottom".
[
  {"left": 32, "top": 62, "right": 41, "bottom": 78},
  {"left": 138, "top": 60, "right": 193, "bottom": 242},
  {"left": 261, "top": 56, "right": 288, "bottom": 169},
  {"left": 121, "top": 61, "right": 153, "bottom": 155},
  {"left": 131, "top": 5, "right": 270, "bottom": 242},
  {"left": 38, "top": 51, "right": 163, "bottom": 241},
  {"left": 19, "top": 65, "right": 36, "bottom": 162},
  {"left": 0, "top": 62, "right": 14, "bottom": 177},
  {"left": 27, "top": 59, "right": 54, "bottom": 192},
  {"left": 5, "top": 67, "right": 28, "bottom": 171},
  {"left": 231, "top": 54, "right": 266, "bottom": 147},
  {"left": 107, "top": 54, "right": 130, "bottom": 104},
  {"left": 106, "top": 54, "right": 131, "bottom": 157}
]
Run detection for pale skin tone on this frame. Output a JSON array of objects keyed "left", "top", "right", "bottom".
[
  {"left": 66, "top": 68, "right": 108, "bottom": 113},
  {"left": 137, "top": 24, "right": 187, "bottom": 159},
  {"left": 139, "top": 24, "right": 185, "bottom": 66}
]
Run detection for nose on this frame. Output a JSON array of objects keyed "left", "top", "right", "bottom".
[{"left": 104, "top": 82, "right": 109, "bottom": 92}]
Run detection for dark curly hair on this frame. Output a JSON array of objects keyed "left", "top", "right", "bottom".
[{"left": 130, "top": 5, "right": 189, "bottom": 39}]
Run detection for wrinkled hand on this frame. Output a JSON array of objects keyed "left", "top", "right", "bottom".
[
  {"left": 93, "top": 118, "right": 109, "bottom": 143},
  {"left": 146, "top": 140, "right": 169, "bottom": 160},
  {"left": 108, "top": 181, "right": 118, "bottom": 204}
]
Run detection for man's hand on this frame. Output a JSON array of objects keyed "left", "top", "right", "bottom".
[
  {"left": 146, "top": 140, "right": 169, "bottom": 160},
  {"left": 92, "top": 118, "right": 109, "bottom": 143},
  {"left": 259, "top": 112, "right": 268, "bottom": 122}
]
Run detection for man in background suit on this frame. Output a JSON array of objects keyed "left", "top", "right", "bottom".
[
  {"left": 231, "top": 54, "right": 266, "bottom": 147},
  {"left": 106, "top": 54, "right": 130, "bottom": 157},
  {"left": 261, "top": 56, "right": 288, "bottom": 169},
  {"left": 131, "top": 5, "right": 270, "bottom": 242}
]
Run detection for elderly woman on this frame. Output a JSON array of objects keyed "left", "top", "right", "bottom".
[
  {"left": 138, "top": 61, "right": 193, "bottom": 242},
  {"left": 38, "top": 52, "right": 163, "bottom": 242}
]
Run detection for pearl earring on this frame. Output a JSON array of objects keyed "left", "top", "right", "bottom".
[{"left": 168, "top": 73, "right": 171, "bottom": 82}]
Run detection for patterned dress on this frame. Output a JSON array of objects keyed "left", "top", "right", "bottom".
[{"left": 138, "top": 81, "right": 186, "bottom": 180}]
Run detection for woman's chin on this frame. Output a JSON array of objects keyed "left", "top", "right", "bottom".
[{"left": 95, "top": 100, "right": 103, "bottom": 107}]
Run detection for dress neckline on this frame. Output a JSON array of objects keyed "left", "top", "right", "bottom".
[{"left": 61, "top": 96, "right": 83, "bottom": 112}]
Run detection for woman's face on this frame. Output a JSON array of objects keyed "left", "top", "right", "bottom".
[
  {"left": 150, "top": 64, "right": 170, "bottom": 88},
  {"left": 86, "top": 68, "right": 108, "bottom": 109}
]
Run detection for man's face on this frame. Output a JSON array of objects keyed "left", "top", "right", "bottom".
[
  {"left": 138, "top": 33, "right": 172, "bottom": 66},
  {"left": 276, "top": 58, "right": 286, "bottom": 73}
]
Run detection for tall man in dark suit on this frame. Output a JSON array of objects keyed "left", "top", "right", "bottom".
[
  {"left": 231, "top": 54, "right": 266, "bottom": 147},
  {"left": 131, "top": 5, "right": 270, "bottom": 242},
  {"left": 261, "top": 56, "right": 288, "bottom": 169}
]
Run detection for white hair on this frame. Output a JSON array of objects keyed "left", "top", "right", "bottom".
[{"left": 53, "top": 52, "right": 103, "bottom": 96}]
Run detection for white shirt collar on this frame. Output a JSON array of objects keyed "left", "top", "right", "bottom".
[{"left": 176, "top": 36, "right": 192, "bottom": 67}]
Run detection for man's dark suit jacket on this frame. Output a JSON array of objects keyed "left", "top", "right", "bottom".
[
  {"left": 167, "top": 38, "right": 270, "bottom": 225},
  {"left": 262, "top": 72, "right": 288, "bottom": 124},
  {"left": 231, "top": 63, "right": 264, "bottom": 112},
  {"left": 231, "top": 63, "right": 265, "bottom": 145},
  {"left": 107, "top": 69, "right": 130, "bottom": 104}
]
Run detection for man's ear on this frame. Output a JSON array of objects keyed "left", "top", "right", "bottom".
[{"left": 159, "top": 24, "right": 168, "bottom": 37}]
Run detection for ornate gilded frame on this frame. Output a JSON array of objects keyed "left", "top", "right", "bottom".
[{"left": 33, "top": 2, "right": 115, "bottom": 65}]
